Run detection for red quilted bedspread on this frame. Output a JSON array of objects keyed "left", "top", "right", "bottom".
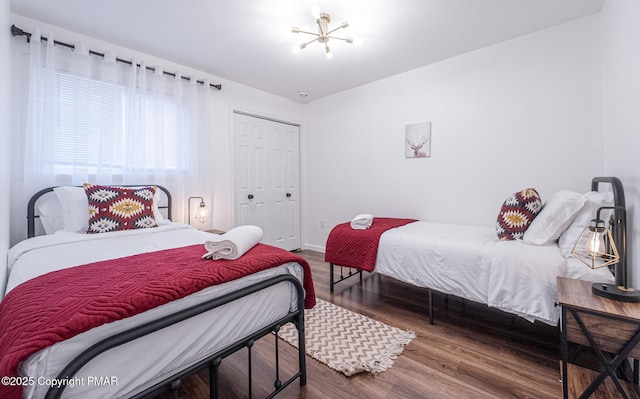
[
  {"left": 0, "top": 243, "right": 315, "bottom": 399},
  {"left": 325, "top": 217, "right": 417, "bottom": 272}
]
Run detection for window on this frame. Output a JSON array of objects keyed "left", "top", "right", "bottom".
[
  {"left": 17, "top": 36, "right": 214, "bottom": 237},
  {"left": 34, "top": 69, "right": 183, "bottom": 177}
]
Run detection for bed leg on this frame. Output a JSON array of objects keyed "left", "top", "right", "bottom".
[
  {"left": 209, "top": 357, "right": 222, "bottom": 399},
  {"left": 428, "top": 288, "right": 434, "bottom": 325},
  {"left": 330, "top": 263, "right": 335, "bottom": 292},
  {"left": 273, "top": 325, "right": 282, "bottom": 389},
  {"left": 247, "top": 339, "right": 254, "bottom": 399},
  {"left": 298, "top": 310, "right": 307, "bottom": 386}
]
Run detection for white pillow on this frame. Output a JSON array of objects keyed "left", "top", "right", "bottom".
[
  {"left": 523, "top": 190, "right": 586, "bottom": 245},
  {"left": 35, "top": 195, "right": 65, "bottom": 234},
  {"left": 53, "top": 186, "right": 89, "bottom": 233},
  {"left": 558, "top": 191, "right": 615, "bottom": 257},
  {"left": 152, "top": 188, "right": 169, "bottom": 224}
]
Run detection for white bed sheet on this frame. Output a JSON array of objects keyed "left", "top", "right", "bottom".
[
  {"left": 374, "top": 221, "right": 613, "bottom": 325},
  {"left": 4, "top": 224, "right": 304, "bottom": 399}
]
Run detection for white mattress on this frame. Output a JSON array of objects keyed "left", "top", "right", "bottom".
[
  {"left": 375, "top": 221, "right": 614, "bottom": 325},
  {"left": 4, "top": 224, "right": 304, "bottom": 399}
]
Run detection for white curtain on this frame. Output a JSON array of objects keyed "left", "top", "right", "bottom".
[{"left": 14, "top": 31, "right": 215, "bottom": 237}]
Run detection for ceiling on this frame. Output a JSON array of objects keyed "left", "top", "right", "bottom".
[{"left": 10, "top": 0, "right": 604, "bottom": 103}]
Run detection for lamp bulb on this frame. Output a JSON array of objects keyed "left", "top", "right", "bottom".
[
  {"left": 585, "top": 230, "right": 606, "bottom": 257},
  {"left": 194, "top": 201, "right": 210, "bottom": 223}
]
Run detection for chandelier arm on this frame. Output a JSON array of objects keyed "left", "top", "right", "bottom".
[
  {"left": 295, "top": 29, "right": 319, "bottom": 37},
  {"left": 326, "top": 35, "right": 352, "bottom": 42},
  {"left": 301, "top": 37, "right": 321, "bottom": 47},
  {"left": 325, "top": 25, "right": 347, "bottom": 36}
]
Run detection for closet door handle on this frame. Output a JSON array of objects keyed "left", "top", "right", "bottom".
[
  {"left": 248, "top": 194, "right": 254, "bottom": 200},
  {"left": 286, "top": 193, "right": 292, "bottom": 198}
]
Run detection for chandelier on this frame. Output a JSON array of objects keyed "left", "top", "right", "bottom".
[{"left": 292, "top": 5, "right": 355, "bottom": 59}]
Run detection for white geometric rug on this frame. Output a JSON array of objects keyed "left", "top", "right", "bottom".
[{"left": 278, "top": 299, "right": 416, "bottom": 376}]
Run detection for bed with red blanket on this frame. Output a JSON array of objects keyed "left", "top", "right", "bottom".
[
  {"left": 324, "top": 217, "right": 417, "bottom": 291},
  {"left": 0, "top": 186, "right": 315, "bottom": 399},
  {"left": 325, "top": 179, "right": 621, "bottom": 327}
]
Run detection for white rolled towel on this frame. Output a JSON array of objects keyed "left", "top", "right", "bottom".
[
  {"left": 350, "top": 214, "right": 374, "bottom": 230},
  {"left": 202, "top": 225, "right": 263, "bottom": 260}
]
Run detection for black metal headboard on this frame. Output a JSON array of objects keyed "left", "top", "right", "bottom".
[
  {"left": 591, "top": 176, "right": 625, "bottom": 208},
  {"left": 591, "top": 176, "right": 626, "bottom": 287},
  {"left": 27, "top": 185, "right": 172, "bottom": 238}
]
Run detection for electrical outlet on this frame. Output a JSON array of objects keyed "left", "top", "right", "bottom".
[{"left": 320, "top": 220, "right": 325, "bottom": 228}]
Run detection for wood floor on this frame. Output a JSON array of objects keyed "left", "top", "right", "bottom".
[{"left": 158, "top": 250, "right": 562, "bottom": 399}]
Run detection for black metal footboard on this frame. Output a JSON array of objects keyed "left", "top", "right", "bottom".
[
  {"left": 329, "top": 263, "right": 365, "bottom": 292},
  {"left": 45, "top": 274, "right": 306, "bottom": 399}
]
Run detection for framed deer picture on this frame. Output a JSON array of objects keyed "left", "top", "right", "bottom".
[{"left": 405, "top": 122, "right": 431, "bottom": 158}]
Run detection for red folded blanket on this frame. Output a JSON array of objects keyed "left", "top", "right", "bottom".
[
  {"left": 325, "top": 217, "right": 417, "bottom": 272},
  {"left": 0, "top": 243, "right": 315, "bottom": 399}
]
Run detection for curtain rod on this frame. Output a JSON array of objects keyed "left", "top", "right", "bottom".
[{"left": 11, "top": 24, "right": 222, "bottom": 91}]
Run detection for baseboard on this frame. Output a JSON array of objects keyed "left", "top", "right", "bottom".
[{"left": 303, "top": 243, "right": 325, "bottom": 253}]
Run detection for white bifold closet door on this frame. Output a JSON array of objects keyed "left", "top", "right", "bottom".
[{"left": 233, "top": 112, "right": 301, "bottom": 251}]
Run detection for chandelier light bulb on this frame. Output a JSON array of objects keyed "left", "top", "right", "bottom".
[
  {"left": 325, "top": 46, "right": 333, "bottom": 59},
  {"left": 311, "top": 5, "right": 320, "bottom": 19}
]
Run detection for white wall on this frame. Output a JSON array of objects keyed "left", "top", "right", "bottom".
[
  {"left": 1, "top": 0, "right": 12, "bottom": 294},
  {"left": 9, "top": 12, "right": 624, "bottom": 271},
  {"left": 600, "top": 0, "right": 640, "bottom": 288},
  {"left": 8, "top": 15, "right": 305, "bottom": 245},
  {"left": 301, "top": 15, "right": 604, "bottom": 251}
]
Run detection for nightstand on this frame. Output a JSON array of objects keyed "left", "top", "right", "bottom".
[{"left": 558, "top": 277, "right": 640, "bottom": 398}]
